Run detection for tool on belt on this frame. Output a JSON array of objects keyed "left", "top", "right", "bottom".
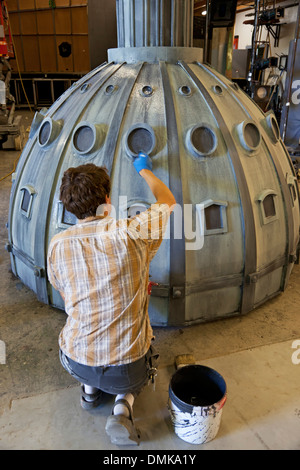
[{"left": 146, "top": 345, "right": 160, "bottom": 391}]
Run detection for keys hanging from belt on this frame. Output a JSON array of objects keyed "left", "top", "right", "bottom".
[
  {"left": 148, "top": 367, "right": 157, "bottom": 391},
  {"left": 148, "top": 281, "right": 158, "bottom": 295}
]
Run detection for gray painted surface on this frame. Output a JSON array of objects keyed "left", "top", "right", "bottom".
[{"left": 7, "top": 0, "right": 300, "bottom": 326}]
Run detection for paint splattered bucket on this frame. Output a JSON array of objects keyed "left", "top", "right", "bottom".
[{"left": 168, "top": 365, "right": 227, "bottom": 445}]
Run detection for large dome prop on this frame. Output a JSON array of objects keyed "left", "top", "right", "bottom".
[{"left": 7, "top": 0, "right": 300, "bottom": 326}]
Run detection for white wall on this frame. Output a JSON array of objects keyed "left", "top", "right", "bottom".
[{"left": 234, "top": 1, "right": 298, "bottom": 56}]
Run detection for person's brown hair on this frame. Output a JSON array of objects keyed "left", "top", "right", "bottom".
[{"left": 60, "top": 164, "right": 111, "bottom": 219}]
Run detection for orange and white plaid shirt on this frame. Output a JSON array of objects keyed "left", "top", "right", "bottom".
[{"left": 47, "top": 203, "right": 170, "bottom": 367}]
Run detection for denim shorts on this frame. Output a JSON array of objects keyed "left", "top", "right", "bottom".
[{"left": 59, "top": 345, "right": 159, "bottom": 395}]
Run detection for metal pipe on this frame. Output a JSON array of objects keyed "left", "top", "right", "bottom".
[
  {"left": 248, "top": 0, "right": 260, "bottom": 98},
  {"left": 116, "top": 0, "right": 194, "bottom": 48},
  {"left": 204, "top": 0, "right": 210, "bottom": 63},
  {"left": 281, "top": 1, "right": 300, "bottom": 142}
]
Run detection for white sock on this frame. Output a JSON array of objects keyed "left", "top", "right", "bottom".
[
  {"left": 114, "top": 393, "right": 135, "bottom": 418},
  {"left": 83, "top": 384, "right": 98, "bottom": 401}
]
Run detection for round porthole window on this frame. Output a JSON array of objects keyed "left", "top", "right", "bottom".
[
  {"left": 186, "top": 124, "right": 218, "bottom": 158},
  {"left": 140, "top": 85, "right": 153, "bottom": 97},
  {"left": 127, "top": 203, "right": 148, "bottom": 218},
  {"left": 29, "top": 111, "right": 45, "bottom": 139},
  {"left": 265, "top": 113, "right": 280, "bottom": 143},
  {"left": 72, "top": 122, "right": 102, "bottom": 156},
  {"left": 125, "top": 123, "right": 156, "bottom": 159},
  {"left": 230, "top": 82, "right": 239, "bottom": 92},
  {"left": 178, "top": 85, "right": 192, "bottom": 96},
  {"left": 213, "top": 85, "right": 223, "bottom": 95},
  {"left": 80, "top": 83, "right": 91, "bottom": 93},
  {"left": 38, "top": 117, "right": 62, "bottom": 148},
  {"left": 39, "top": 121, "right": 51, "bottom": 146},
  {"left": 236, "top": 120, "right": 261, "bottom": 153},
  {"left": 105, "top": 84, "right": 118, "bottom": 95}
]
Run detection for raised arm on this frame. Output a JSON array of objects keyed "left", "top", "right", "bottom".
[{"left": 133, "top": 152, "right": 176, "bottom": 210}]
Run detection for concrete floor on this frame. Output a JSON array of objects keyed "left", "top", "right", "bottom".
[{"left": 0, "top": 111, "right": 300, "bottom": 451}]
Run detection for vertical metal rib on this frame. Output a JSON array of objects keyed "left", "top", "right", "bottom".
[
  {"left": 178, "top": 60, "right": 257, "bottom": 314},
  {"left": 197, "top": 61, "right": 296, "bottom": 289},
  {"left": 103, "top": 62, "right": 144, "bottom": 174},
  {"left": 159, "top": 60, "right": 186, "bottom": 326},
  {"left": 116, "top": 0, "right": 194, "bottom": 48},
  {"left": 130, "top": 0, "right": 135, "bottom": 46},
  {"left": 144, "top": 0, "right": 148, "bottom": 46}
]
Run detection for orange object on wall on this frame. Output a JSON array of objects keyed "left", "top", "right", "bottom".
[
  {"left": 233, "top": 35, "right": 239, "bottom": 50},
  {"left": 0, "top": 1, "right": 14, "bottom": 58}
]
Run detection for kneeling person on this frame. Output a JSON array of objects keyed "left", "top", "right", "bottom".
[{"left": 47, "top": 154, "right": 175, "bottom": 446}]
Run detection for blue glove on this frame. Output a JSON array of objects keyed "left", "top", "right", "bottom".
[{"left": 133, "top": 151, "right": 152, "bottom": 174}]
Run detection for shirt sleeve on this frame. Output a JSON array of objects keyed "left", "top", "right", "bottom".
[
  {"left": 127, "top": 203, "right": 171, "bottom": 259},
  {"left": 46, "top": 241, "right": 62, "bottom": 292}
]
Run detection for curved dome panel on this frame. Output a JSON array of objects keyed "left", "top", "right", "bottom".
[{"left": 7, "top": 0, "right": 300, "bottom": 327}]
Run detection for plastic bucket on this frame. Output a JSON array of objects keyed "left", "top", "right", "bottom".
[{"left": 168, "top": 365, "right": 227, "bottom": 445}]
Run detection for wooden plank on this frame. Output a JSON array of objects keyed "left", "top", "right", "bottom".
[
  {"left": 35, "top": 0, "right": 52, "bottom": 8},
  {"left": 54, "top": 8, "right": 71, "bottom": 34},
  {"left": 9, "top": 36, "right": 24, "bottom": 72},
  {"left": 71, "top": 0, "right": 88, "bottom": 5},
  {"left": 54, "top": 0, "right": 71, "bottom": 6},
  {"left": 8, "top": 0, "right": 18, "bottom": 11},
  {"left": 8, "top": 12, "right": 20, "bottom": 36},
  {"left": 23, "top": 36, "right": 41, "bottom": 72},
  {"left": 72, "top": 35, "right": 90, "bottom": 72},
  {"left": 20, "top": 11, "right": 37, "bottom": 35},
  {"left": 56, "top": 35, "right": 73, "bottom": 72},
  {"left": 19, "top": 0, "right": 36, "bottom": 9},
  {"left": 71, "top": 6, "right": 88, "bottom": 34},
  {"left": 39, "top": 36, "right": 57, "bottom": 72},
  {"left": 36, "top": 10, "right": 54, "bottom": 35}
]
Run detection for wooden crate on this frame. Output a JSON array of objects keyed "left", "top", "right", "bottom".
[
  {"left": 35, "top": 0, "right": 55, "bottom": 8},
  {"left": 8, "top": 2, "right": 90, "bottom": 74},
  {"left": 36, "top": 10, "right": 54, "bottom": 35},
  {"left": 20, "top": 11, "right": 38, "bottom": 35},
  {"left": 71, "top": 1, "right": 87, "bottom": 5},
  {"left": 72, "top": 35, "right": 89, "bottom": 72},
  {"left": 54, "top": 9, "right": 71, "bottom": 34},
  {"left": 71, "top": 6, "right": 88, "bottom": 34},
  {"left": 8, "top": 12, "right": 20, "bottom": 35},
  {"left": 10, "top": 35, "right": 24, "bottom": 70},
  {"left": 19, "top": 0, "right": 36, "bottom": 10},
  {"left": 55, "top": 1, "right": 72, "bottom": 6},
  {"left": 39, "top": 36, "right": 57, "bottom": 72},
  {"left": 23, "top": 36, "right": 41, "bottom": 72},
  {"left": 9, "top": 0, "right": 19, "bottom": 11},
  {"left": 56, "top": 35, "right": 73, "bottom": 71}
]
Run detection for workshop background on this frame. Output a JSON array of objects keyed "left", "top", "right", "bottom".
[{"left": 0, "top": 0, "right": 300, "bottom": 451}]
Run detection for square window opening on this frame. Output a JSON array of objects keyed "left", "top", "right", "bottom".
[
  {"left": 205, "top": 204, "right": 223, "bottom": 230},
  {"left": 62, "top": 207, "right": 77, "bottom": 226},
  {"left": 263, "top": 194, "right": 276, "bottom": 218},
  {"left": 21, "top": 189, "right": 31, "bottom": 213}
]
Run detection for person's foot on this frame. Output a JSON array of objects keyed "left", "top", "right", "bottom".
[
  {"left": 80, "top": 385, "right": 103, "bottom": 410},
  {"left": 105, "top": 399, "right": 140, "bottom": 445}
]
